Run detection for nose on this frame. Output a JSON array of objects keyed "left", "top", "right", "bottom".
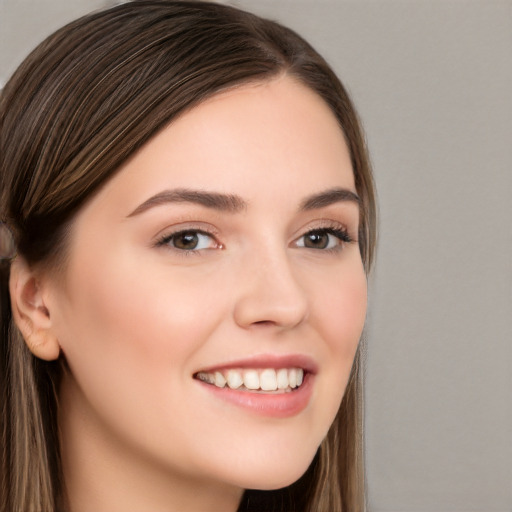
[{"left": 232, "top": 246, "right": 309, "bottom": 331}]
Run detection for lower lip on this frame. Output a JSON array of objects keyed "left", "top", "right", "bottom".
[{"left": 196, "top": 373, "right": 314, "bottom": 418}]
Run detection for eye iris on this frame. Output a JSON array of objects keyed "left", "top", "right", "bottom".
[
  {"left": 174, "top": 232, "right": 199, "bottom": 250},
  {"left": 304, "top": 231, "right": 329, "bottom": 249}
]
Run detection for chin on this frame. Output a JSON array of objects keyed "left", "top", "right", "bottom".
[{"left": 219, "top": 447, "right": 318, "bottom": 491}]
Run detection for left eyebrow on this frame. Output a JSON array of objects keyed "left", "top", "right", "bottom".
[{"left": 299, "top": 188, "right": 360, "bottom": 210}]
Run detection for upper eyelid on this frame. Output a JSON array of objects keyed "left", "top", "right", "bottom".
[
  {"left": 153, "top": 222, "right": 220, "bottom": 242},
  {"left": 292, "top": 219, "right": 352, "bottom": 237}
]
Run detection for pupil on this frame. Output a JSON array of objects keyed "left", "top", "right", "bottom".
[
  {"left": 175, "top": 232, "right": 198, "bottom": 250},
  {"left": 305, "top": 232, "right": 328, "bottom": 249}
]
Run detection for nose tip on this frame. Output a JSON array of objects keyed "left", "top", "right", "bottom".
[{"left": 232, "top": 258, "right": 309, "bottom": 331}]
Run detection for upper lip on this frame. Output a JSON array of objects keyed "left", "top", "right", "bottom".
[{"left": 194, "top": 354, "right": 318, "bottom": 375}]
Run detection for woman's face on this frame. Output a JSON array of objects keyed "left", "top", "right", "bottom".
[{"left": 46, "top": 76, "right": 367, "bottom": 496}]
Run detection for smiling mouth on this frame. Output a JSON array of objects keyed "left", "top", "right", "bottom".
[{"left": 194, "top": 368, "right": 305, "bottom": 394}]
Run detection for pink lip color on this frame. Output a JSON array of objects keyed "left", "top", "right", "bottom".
[{"left": 196, "top": 372, "right": 314, "bottom": 418}]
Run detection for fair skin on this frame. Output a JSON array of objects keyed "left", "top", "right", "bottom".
[{"left": 10, "top": 76, "right": 367, "bottom": 512}]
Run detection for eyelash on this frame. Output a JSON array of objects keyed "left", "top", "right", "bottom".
[{"left": 154, "top": 224, "right": 353, "bottom": 255}]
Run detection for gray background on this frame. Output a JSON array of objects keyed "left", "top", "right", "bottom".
[{"left": 1, "top": 1, "right": 510, "bottom": 510}]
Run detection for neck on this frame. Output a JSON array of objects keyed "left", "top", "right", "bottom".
[{"left": 58, "top": 373, "right": 243, "bottom": 512}]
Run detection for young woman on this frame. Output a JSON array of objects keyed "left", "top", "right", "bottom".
[{"left": 0, "top": 2, "right": 376, "bottom": 511}]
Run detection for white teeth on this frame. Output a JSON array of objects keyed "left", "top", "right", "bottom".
[
  {"left": 214, "top": 371, "right": 226, "bottom": 388},
  {"left": 288, "top": 368, "right": 297, "bottom": 388},
  {"left": 197, "top": 367, "right": 306, "bottom": 392},
  {"left": 226, "top": 369, "right": 243, "bottom": 389},
  {"left": 243, "top": 370, "right": 260, "bottom": 390},
  {"left": 260, "top": 369, "right": 277, "bottom": 391},
  {"left": 276, "top": 368, "right": 289, "bottom": 389}
]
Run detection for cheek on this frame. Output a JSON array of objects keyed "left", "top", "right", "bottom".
[
  {"left": 318, "top": 261, "right": 367, "bottom": 357},
  {"left": 59, "top": 253, "right": 222, "bottom": 355},
  {"left": 310, "top": 258, "right": 367, "bottom": 412},
  {"left": 52, "top": 253, "right": 227, "bottom": 420}
]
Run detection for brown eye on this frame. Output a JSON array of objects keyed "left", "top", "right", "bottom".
[
  {"left": 295, "top": 227, "right": 351, "bottom": 251},
  {"left": 157, "top": 230, "right": 217, "bottom": 251},
  {"left": 173, "top": 231, "right": 200, "bottom": 250},
  {"left": 303, "top": 231, "right": 330, "bottom": 249}
]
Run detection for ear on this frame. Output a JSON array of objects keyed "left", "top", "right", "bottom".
[{"left": 9, "top": 257, "right": 60, "bottom": 361}]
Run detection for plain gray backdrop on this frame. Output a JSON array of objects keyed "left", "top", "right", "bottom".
[{"left": 1, "top": 1, "right": 511, "bottom": 510}]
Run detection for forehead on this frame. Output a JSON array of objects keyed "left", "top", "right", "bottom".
[{"left": 81, "top": 75, "right": 355, "bottom": 220}]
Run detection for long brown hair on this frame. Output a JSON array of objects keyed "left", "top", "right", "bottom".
[{"left": 0, "top": 2, "right": 376, "bottom": 511}]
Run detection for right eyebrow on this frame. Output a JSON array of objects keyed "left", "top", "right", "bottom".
[{"left": 126, "top": 188, "right": 247, "bottom": 217}]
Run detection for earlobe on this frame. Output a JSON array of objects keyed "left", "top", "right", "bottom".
[{"left": 9, "top": 257, "right": 61, "bottom": 361}]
